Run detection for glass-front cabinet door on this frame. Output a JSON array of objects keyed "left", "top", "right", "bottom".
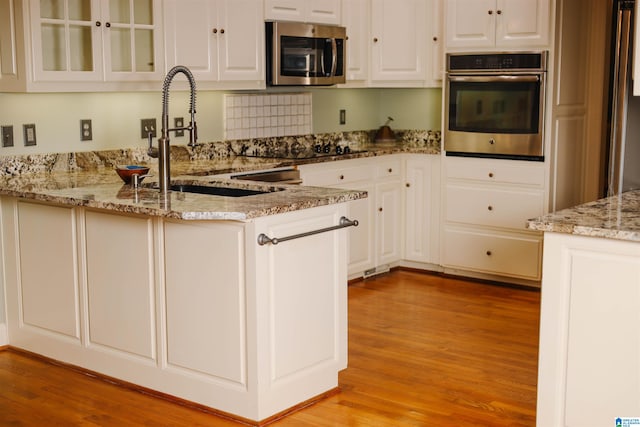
[{"left": 31, "top": 0, "right": 163, "bottom": 83}]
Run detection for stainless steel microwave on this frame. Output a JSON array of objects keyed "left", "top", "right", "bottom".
[{"left": 266, "top": 21, "right": 346, "bottom": 86}]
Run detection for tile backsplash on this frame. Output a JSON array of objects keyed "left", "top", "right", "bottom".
[{"left": 224, "top": 93, "right": 312, "bottom": 140}]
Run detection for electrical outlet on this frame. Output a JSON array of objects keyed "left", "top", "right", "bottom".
[
  {"left": 339, "top": 109, "right": 346, "bottom": 125},
  {"left": 141, "top": 118, "right": 157, "bottom": 139},
  {"left": 1, "top": 125, "right": 14, "bottom": 147},
  {"left": 80, "top": 119, "right": 92, "bottom": 141},
  {"left": 23, "top": 124, "right": 36, "bottom": 146},
  {"left": 174, "top": 117, "right": 184, "bottom": 137}
]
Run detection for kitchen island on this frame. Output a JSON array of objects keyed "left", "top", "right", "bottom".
[
  {"left": 0, "top": 160, "right": 366, "bottom": 424},
  {"left": 528, "top": 190, "right": 640, "bottom": 427}
]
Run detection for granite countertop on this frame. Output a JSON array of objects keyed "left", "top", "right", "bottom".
[
  {"left": 0, "top": 131, "right": 440, "bottom": 220},
  {"left": 527, "top": 190, "right": 640, "bottom": 242}
]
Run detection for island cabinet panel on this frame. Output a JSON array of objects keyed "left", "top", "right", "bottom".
[
  {"left": 163, "top": 220, "right": 246, "bottom": 384},
  {"left": 14, "top": 201, "right": 80, "bottom": 339},
  {"left": 537, "top": 232, "right": 640, "bottom": 426},
  {"left": 249, "top": 203, "right": 348, "bottom": 419},
  {"left": 84, "top": 210, "right": 156, "bottom": 360}
]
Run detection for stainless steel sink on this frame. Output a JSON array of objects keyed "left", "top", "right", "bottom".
[{"left": 169, "top": 184, "right": 276, "bottom": 197}]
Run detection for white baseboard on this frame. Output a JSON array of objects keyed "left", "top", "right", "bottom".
[{"left": 0, "top": 323, "right": 7, "bottom": 346}]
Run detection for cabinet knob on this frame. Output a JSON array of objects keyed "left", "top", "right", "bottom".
[
  {"left": 406, "top": 183, "right": 411, "bottom": 188},
  {"left": 388, "top": 168, "right": 393, "bottom": 173},
  {"left": 486, "top": 250, "right": 492, "bottom": 256},
  {"left": 339, "top": 174, "right": 344, "bottom": 180},
  {"left": 487, "top": 205, "right": 493, "bottom": 211},
  {"left": 373, "top": 37, "right": 379, "bottom": 43},
  {"left": 497, "top": 9, "right": 502, "bottom": 14},
  {"left": 488, "top": 172, "right": 494, "bottom": 178},
  {"left": 220, "top": 28, "right": 225, "bottom": 34},
  {"left": 213, "top": 28, "right": 218, "bottom": 34},
  {"left": 378, "top": 207, "right": 383, "bottom": 212},
  {"left": 105, "top": 22, "right": 111, "bottom": 28},
  {"left": 488, "top": 10, "right": 493, "bottom": 15},
  {"left": 95, "top": 21, "right": 101, "bottom": 27},
  {"left": 433, "top": 36, "right": 438, "bottom": 42}
]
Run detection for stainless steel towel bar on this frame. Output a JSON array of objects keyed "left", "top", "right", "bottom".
[{"left": 257, "top": 216, "right": 358, "bottom": 246}]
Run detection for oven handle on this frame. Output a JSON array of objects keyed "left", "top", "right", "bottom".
[{"left": 448, "top": 75, "right": 541, "bottom": 83}]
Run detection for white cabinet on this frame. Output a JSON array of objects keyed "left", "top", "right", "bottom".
[
  {"left": 341, "top": 0, "right": 441, "bottom": 87},
  {"left": 537, "top": 232, "right": 640, "bottom": 426},
  {"left": 370, "top": 0, "right": 427, "bottom": 85},
  {"left": 404, "top": 154, "right": 441, "bottom": 265},
  {"left": 341, "top": 0, "right": 370, "bottom": 84},
  {"left": 445, "top": 0, "right": 550, "bottom": 50},
  {"left": 84, "top": 210, "right": 156, "bottom": 359},
  {"left": 300, "top": 157, "right": 376, "bottom": 277},
  {"left": 1, "top": 0, "right": 164, "bottom": 91},
  {"left": 265, "top": 0, "right": 342, "bottom": 24},
  {"left": 164, "top": 0, "right": 264, "bottom": 90},
  {"left": 441, "top": 156, "right": 544, "bottom": 282},
  {"left": 374, "top": 156, "right": 402, "bottom": 266}
]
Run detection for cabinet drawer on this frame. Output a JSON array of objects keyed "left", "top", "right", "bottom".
[
  {"left": 445, "top": 184, "right": 544, "bottom": 230},
  {"left": 446, "top": 157, "right": 545, "bottom": 186},
  {"left": 301, "top": 164, "right": 374, "bottom": 186},
  {"left": 442, "top": 227, "right": 542, "bottom": 280},
  {"left": 375, "top": 157, "right": 402, "bottom": 179}
]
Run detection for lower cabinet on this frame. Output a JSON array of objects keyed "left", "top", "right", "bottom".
[
  {"left": 537, "top": 232, "right": 640, "bottom": 426},
  {"left": 441, "top": 156, "right": 545, "bottom": 282},
  {"left": 1, "top": 198, "right": 349, "bottom": 423}
]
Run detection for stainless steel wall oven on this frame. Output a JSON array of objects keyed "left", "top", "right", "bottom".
[{"left": 444, "top": 51, "right": 548, "bottom": 161}]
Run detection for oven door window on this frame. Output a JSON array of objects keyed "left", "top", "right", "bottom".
[
  {"left": 448, "top": 80, "right": 540, "bottom": 134},
  {"left": 280, "top": 36, "right": 344, "bottom": 78}
]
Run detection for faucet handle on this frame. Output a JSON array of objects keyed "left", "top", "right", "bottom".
[{"left": 147, "top": 131, "right": 159, "bottom": 158}]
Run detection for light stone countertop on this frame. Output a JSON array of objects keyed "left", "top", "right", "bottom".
[
  {"left": 0, "top": 134, "right": 440, "bottom": 220},
  {"left": 527, "top": 190, "right": 640, "bottom": 242}
]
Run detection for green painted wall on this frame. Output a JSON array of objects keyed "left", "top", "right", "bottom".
[{"left": 0, "top": 87, "right": 441, "bottom": 155}]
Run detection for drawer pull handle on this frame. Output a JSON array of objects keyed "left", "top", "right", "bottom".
[
  {"left": 488, "top": 205, "right": 493, "bottom": 211},
  {"left": 257, "top": 216, "right": 359, "bottom": 246},
  {"left": 486, "top": 250, "right": 492, "bottom": 256}
]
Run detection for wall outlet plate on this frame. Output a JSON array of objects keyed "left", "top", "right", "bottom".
[
  {"left": 174, "top": 117, "right": 184, "bottom": 137},
  {"left": 340, "top": 109, "right": 346, "bottom": 125},
  {"left": 141, "top": 118, "right": 157, "bottom": 139},
  {"left": 23, "top": 124, "right": 36, "bottom": 146},
  {"left": 80, "top": 119, "right": 92, "bottom": 141},
  {"left": 1, "top": 125, "right": 14, "bottom": 147}
]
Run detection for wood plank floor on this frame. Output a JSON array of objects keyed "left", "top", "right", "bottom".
[{"left": 0, "top": 270, "right": 541, "bottom": 426}]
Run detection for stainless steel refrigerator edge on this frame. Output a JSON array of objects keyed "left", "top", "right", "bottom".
[{"left": 606, "top": 0, "right": 640, "bottom": 196}]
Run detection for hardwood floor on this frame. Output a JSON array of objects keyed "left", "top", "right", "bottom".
[{"left": 0, "top": 270, "right": 540, "bottom": 426}]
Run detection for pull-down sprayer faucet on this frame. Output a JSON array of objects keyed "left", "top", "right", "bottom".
[{"left": 148, "top": 65, "right": 197, "bottom": 195}]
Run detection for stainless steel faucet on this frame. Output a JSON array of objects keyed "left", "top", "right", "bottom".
[{"left": 148, "top": 65, "right": 198, "bottom": 194}]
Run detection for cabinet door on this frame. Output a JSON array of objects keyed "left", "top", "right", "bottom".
[
  {"left": 341, "top": 0, "right": 369, "bottom": 84},
  {"left": 375, "top": 180, "right": 402, "bottom": 265},
  {"left": 404, "top": 155, "right": 438, "bottom": 264},
  {"left": 264, "top": 0, "right": 305, "bottom": 21},
  {"left": 30, "top": 0, "right": 104, "bottom": 82},
  {"left": 217, "top": 0, "right": 264, "bottom": 82},
  {"left": 427, "top": 0, "right": 444, "bottom": 86},
  {"left": 163, "top": 0, "right": 218, "bottom": 80},
  {"left": 307, "top": 0, "right": 342, "bottom": 24},
  {"left": 84, "top": 210, "right": 156, "bottom": 359},
  {"left": 102, "top": 0, "right": 164, "bottom": 81},
  {"left": 337, "top": 181, "right": 376, "bottom": 277},
  {"left": 495, "top": 0, "right": 549, "bottom": 47},
  {"left": 371, "top": 0, "right": 427, "bottom": 83},
  {"left": 445, "top": 0, "right": 495, "bottom": 48}
]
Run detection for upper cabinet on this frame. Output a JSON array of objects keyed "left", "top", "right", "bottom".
[
  {"left": 341, "top": 0, "right": 442, "bottom": 88},
  {"left": 164, "top": 0, "right": 265, "bottom": 90},
  {"left": 445, "top": 0, "right": 551, "bottom": 50},
  {"left": 1, "top": 0, "right": 165, "bottom": 92},
  {"left": 265, "top": 0, "right": 341, "bottom": 25}
]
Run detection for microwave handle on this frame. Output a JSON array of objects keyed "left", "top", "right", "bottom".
[
  {"left": 448, "top": 75, "right": 541, "bottom": 83},
  {"left": 331, "top": 38, "right": 338, "bottom": 76}
]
